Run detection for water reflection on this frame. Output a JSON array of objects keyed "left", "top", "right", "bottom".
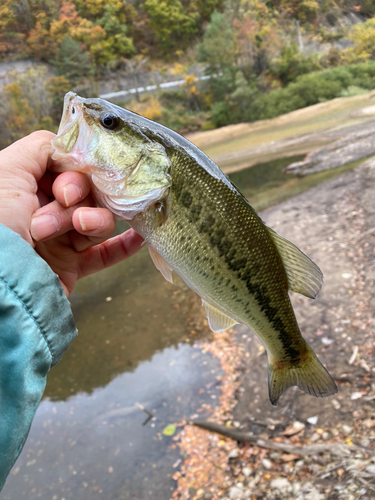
[
  {"left": 45, "top": 231, "right": 206, "bottom": 400},
  {"left": 2, "top": 345, "right": 221, "bottom": 500}
]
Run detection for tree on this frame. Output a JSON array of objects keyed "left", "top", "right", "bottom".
[
  {"left": 233, "top": 0, "right": 279, "bottom": 79},
  {"left": 345, "top": 17, "right": 375, "bottom": 63},
  {"left": 199, "top": 11, "right": 236, "bottom": 73},
  {"left": 269, "top": 44, "right": 321, "bottom": 86},
  {"left": 0, "top": 67, "right": 54, "bottom": 146},
  {"left": 53, "top": 35, "right": 95, "bottom": 83},
  {"left": 144, "top": 0, "right": 201, "bottom": 53},
  {"left": 27, "top": 12, "right": 53, "bottom": 58},
  {"left": 95, "top": 3, "right": 134, "bottom": 60},
  {"left": 45, "top": 75, "right": 72, "bottom": 122},
  {"left": 0, "top": 0, "right": 27, "bottom": 59}
]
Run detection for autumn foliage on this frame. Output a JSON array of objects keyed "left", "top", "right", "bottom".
[
  {"left": 1, "top": 0, "right": 225, "bottom": 63},
  {"left": 2, "top": 0, "right": 375, "bottom": 148}
]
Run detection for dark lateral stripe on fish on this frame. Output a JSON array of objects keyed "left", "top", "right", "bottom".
[{"left": 177, "top": 185, "right": 300, "bottom": 361}]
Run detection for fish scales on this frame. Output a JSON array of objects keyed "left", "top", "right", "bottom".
[
  {"left": 51, "top": 92, "right": 338, "bottom": 405},
  {"left": 134, "top": 148, "right": 303, "bottom": 362}
]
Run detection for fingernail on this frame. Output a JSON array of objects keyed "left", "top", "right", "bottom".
[
  {"left": 63, "top": 183, "right": 82, "bottom": 206},
  {"left": 78, "top": 210, "right": 104, "bottom": 232},
  {"left": 31, "top": 214, "right": 60, "bottom": 241}
]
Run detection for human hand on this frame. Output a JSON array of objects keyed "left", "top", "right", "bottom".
[{"left": 0, "top": 131, "right": 143, "bottom": 297}]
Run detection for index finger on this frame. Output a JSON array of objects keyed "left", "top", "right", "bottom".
[
  {"left": 1, "top": 130, "right": 55, "bottom": 181},
  {"left": 77, "top": 229, "right": 144, "bottom": 279}
]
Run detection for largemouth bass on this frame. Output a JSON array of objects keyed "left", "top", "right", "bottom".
[{"left": 51, "top": 92, "right": 337, "bottom": 405}]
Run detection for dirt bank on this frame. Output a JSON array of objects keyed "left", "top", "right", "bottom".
[{"left": 174, "top": 158, "right": 375, "bottom": 500}]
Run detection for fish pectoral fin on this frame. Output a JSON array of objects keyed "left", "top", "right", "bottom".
[
  {"left": 268, "top": 345, "right": 337, "bottom": 406},
  {"left": 203, "top": 301, "right": 238, "bottom": 333},
  {"left": 266, "top": 226, "right": 323, "bottom": 299},
  {"left": 147, "top": 244, "right": 173, "bottom": 284}
]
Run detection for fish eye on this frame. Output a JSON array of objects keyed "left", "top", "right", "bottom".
[
  {"left": 72, "top": 106, "right": 75, "bottom": 115},
  {"left": 100, "top": 113, "right": 119, "bottom": 130}
]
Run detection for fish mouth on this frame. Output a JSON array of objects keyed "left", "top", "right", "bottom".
[{"left": 51, "top": 92, "right": 96, "bottom": 172}]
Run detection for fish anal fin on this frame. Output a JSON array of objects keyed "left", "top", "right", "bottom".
[
  {"left": 203, "top": 301, "right": 238, "bottom": 333},
  {"left": 147, "top": 244, "right": 173, "bottom": 284},
  {"left": 266, "top": 226, "right": 323, "bottom": 299},
  {"left": 268, "top": 345, "right": 337, "bottom": 406}
]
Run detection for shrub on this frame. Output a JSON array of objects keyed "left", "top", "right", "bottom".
[
  {"left": 258, "top": 62, "right": 375, "bottom": 120},
  {"left": 260, "top": 73, "right": 343, "bottom": 118}
]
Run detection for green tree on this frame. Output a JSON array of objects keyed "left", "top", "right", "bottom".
[
  {"left": 53, "top": 35, "right": 95, "bottom": 83},
  {"left": 199, "top": 11, "right": 236, "bottom": 73},
  {"left": 144, "top": 0, "right": 200, "bottom": 53},
  {"left": 45, "top": 75, "right": 72, "bottom": 122},
  {"left": 96, "top": 3, "right": 134, "bottom": 59},
  {"left": 270, "top": 44, "right": 321, "bottom": 86}
]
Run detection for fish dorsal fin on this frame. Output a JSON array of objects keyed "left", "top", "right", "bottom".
[
  {"left": 147, "top": 244, "right": 173, "bottom": 284},
  {"left": 266, "top": 226, "right": 323, "bottom": 299},
  {"left": 203, "top": 300, "right": 238, "bottom": 333}
]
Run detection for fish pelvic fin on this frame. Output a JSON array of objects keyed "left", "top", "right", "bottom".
[
  {"left": 268, "top": 346, "right": 337, "bottom": 406},
  {"left": 147, "top": 244, "right": 173, "bottom": 284}
]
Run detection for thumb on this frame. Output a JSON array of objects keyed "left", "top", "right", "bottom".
[{"left": 1, "top": 130, "right": 55, "bottom": 181}]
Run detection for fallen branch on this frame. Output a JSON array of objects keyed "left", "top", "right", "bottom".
[
  {"left": 191, "top": 420, "right": 364, "bottom": 457},
  {"left": 135, "top": 402, "right": 154, "bottom": 417}
]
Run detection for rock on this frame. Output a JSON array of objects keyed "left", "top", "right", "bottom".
[
  {"left": 307, "top": 416, "right": 318, "bottom": 425},
  {"left": 305, "top": 488, "right": 324, "bottom": 500},
  {"left": 228, "top": 449, "right": 239, "bottom": 459},
  {"left": 293, "top": 421, "right": 305, "bottom": 431},
  {"left": 331, "top": 399, "right": 341, "bottom": 410},
  {"left": 351, "top": 392, "right": 362, "bottom": 400},
  {"left": 293, "top": 482, "right": 301, "bottom": 495},
  {"left": 365, "top": 465, "right": 375, "bottom": 474},
  {"left": 229, "top": 486, "right": 242, "bottom": 499},
  {"left": 342, "top": 425, "right": 353, "bottom": 434},
  {"left": 361, "top": 438, "right": 370, "bottom": 447},
  {"left": 282, "top": 421, "right": 305, "bottom": 436},
  {"left": 262, "top": 458, "right": 272, "bottom": 470},
  {"left": 269, "top": 452, "right": 280, "bottom": 460},
  {"left": 310, "top": 432, "right": 320, "bottom": 442},
  {"left": 363, "top": 419, "right": 375, "bottom": 429},
  {"left": 284, "top": 123, "right": 375, "bottom": 176},
  {"left": 322, "top": 431, "right": 331, "bottom": 441},
  {"left": 242, "top": 467, "right": 252, "bottom": 477},
  {"left": 321, "top": 336, "right": 334, "bottom": 345},
  {"left": 283, "top": 464, "right": 291, "bottom": 474},
  {"left": 270, "top": 478, "right": 291, "bottom": 492}
]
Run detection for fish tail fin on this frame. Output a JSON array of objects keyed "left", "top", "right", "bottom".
[{"left": 268, "top": 346, "right": 337, "bottom": 406}]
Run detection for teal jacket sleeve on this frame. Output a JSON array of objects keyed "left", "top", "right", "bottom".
[{"left": 0, "top": 224, "right": 77, "bottom": 490}]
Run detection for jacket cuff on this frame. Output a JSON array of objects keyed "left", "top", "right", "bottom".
[{"left": 0, "top": 224, "right": 77, "bottom": 366}]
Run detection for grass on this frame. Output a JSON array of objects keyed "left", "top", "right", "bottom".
[{"left": 229, "top": 155, "right": 369, "bottom": 213}]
